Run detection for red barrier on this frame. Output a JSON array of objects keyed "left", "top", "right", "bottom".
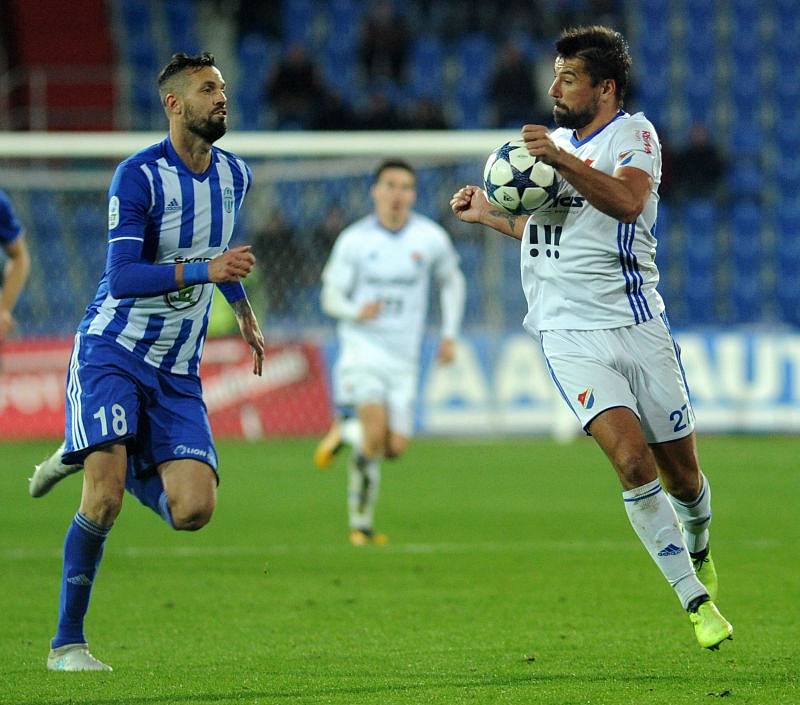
[{"left": 0, "top": 337, "right": 333, "bottom": 438}]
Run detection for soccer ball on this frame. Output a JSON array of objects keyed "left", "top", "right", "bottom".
[{"left": 483, "top": 140, "right": 560, "bottom": 215}]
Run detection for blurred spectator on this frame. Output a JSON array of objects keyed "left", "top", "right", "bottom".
[
  {"left": 358, "top": 92, "right": 406, "bottom": 130},
  {"left": 234, "top": 1, "right": 281, "bottom": 40},
  {"left": 266, "top": 44, "right": 327, "bottom": 129},
  {"left": 312, "top": 90, "right": 359, "bottom": 131},
  {"left": 407, "top": 97, "right": 450, "bottom": 130},
  {"left": 359, "top": 0, "right": 411, "bottom": 84},
  {"left": 488, "top": 40, "right": 551, "bottom": 128},
  {"left": 670, "top": 122, "right": 726, "bottom": 201},
  {"left": 251, "top": 209, "right": 301, "bottom": 315},
  {"left": 307, "top": 205, "right": 348, "bottom": 279}
]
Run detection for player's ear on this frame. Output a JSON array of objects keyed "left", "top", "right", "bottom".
[
  {"left": 601, "top": 78, "right": 617, "bottom": 100},
  {"left": 164, "top": 93, "right": 182, "bottom": 115}
]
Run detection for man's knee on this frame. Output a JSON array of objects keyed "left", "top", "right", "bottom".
[
  {"left": 615, "top": 450, "right": 657, "bottom": 488},
  {"left": 169, "top": 496, "right": 215, "bottom": 531},
  {"left": 362, "top": 426, "right": 387, "bottom": 458},
  {"left": 386, "top": 435, "right": 409, "bottom": 459},
  {"left": 81, "top": 487, "right": 124, "bottom": 526}
]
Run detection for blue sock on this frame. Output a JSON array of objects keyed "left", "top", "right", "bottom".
[
  {"left": 125, "top": 471, "right": 174, "bottom": 527},
  {"left": 52, "top": 513, "right": 111, "bottom": 649}
]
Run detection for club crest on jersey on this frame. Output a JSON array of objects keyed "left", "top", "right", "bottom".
[
  {"left": 223, "top": 187, "right": 235, "bottom": 214},
  {"left": 411, "top": 251, "right": 424, "bottom": 266},
  {"left": 577, "top": 387, "right": 595, "bottom": 409},
  {"left": 108, "top": 196, "right": 120, "bottom": 229},
  {"left": 165, "top": 284, "right": 204, "bottom": 310},
  {"left": 617, "top": 150, "right": 634, "bottom": 166}
]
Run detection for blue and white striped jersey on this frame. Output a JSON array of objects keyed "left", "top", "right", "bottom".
[
  {"left": 78, "top": 137, "right": 252, "bottom": 375},
  {"left": 520, "top": 111, "right": 665, "bottom": 334}
]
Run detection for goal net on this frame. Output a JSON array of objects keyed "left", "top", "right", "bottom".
[{"left": 0, "top": 130, "right": 573, "bottom": 440}]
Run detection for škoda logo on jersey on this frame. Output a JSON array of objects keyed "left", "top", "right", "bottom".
[{"left": 577, "top": 387, "right": 595, "bottom": 409}]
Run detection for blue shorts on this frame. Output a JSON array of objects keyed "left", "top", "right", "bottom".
[{"left": 63, "top": 333, "right": 218, "bottom": 478}]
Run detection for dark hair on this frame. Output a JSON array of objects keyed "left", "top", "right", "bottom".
[
  {"left": 555, "top": 26, "right": 631, "bottom": 106},
  {"left": 157, "top": 52, "right": 216, "bottom": 94},
  {"left": 374, "top": 159, "right": 416, "bottom": 183}
]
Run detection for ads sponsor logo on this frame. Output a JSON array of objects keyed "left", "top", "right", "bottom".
[
  {"left": 634, "top": 130, "right": 653, "bottom": 154},
  {"left": 173, "top": 444, "right": 210, "bottom": 459}
]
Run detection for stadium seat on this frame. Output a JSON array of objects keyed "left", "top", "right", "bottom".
[
  {"left": 408, "top": 38, "right": 445, "bottom": 99},
  {"left": 164, "top": 0, "right": 200, "bottom": 55},
  {"left": 237, "top": 34, "right": 271, "bottom": 129},
  {"left": 684, "top": 271, "right": 717, "bottom": 324},
  {"left": 282, "top": 0, "right": 317, "bottom": 46}
]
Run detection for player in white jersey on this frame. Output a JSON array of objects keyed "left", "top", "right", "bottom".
[
  {"left": 314, "top": 159, "right": 466, "bottom": 545},
  {"left": 451, "top": 26, "right": 732, "bottom": 650},
  {"left": 28, "top": 53, "right": 264, "bottom": 671}
]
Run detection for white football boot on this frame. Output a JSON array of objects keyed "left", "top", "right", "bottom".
[
  {"left": 47, "top": 643, "right": 112, "bottom": 671},
  {"left": 29, "top": 443, "right": 82, "bottom": 497}
]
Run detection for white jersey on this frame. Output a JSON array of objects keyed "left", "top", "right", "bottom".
[
  {"left": 520, "top": 110, "right": 665, "bottom": 334},
  {"left": 322, "top": 213, "right": 461, "bottom": 367}
]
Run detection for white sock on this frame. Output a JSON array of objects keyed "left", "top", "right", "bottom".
[
  {"left": 623, "top": 479, "right": 707, "bottom": 609},
  {"left": 667, "top": 473, "right": 711, "bottom": 555},
  {"left": 348, "top": 454, "right": 381, "bottom": 531},
  {"left": 340, "top": 417, "right": 363, "bottom": 449}
]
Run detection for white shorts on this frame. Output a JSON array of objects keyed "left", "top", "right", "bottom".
[
  {"left": 333, "top": 359, "right": 417, "bottom": 437},
  {"left": 539, "top": 314, "right": 694, "bottom": 443}
]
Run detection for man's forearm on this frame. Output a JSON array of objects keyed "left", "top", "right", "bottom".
[
  {"left": 232, "top": 298, "right": 252, "bottom": 317},
  {"left": 480, "top": 208, "right": 527, "bottom": 241},
  {"left": 1, "top": 249, "right": 31, "bottom": 313}
]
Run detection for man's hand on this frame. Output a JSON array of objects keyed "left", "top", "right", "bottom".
[
  {"left": 450, "top": 185, "right": 491, "bottom": 224},
  {"left": 521, "top": 124, "right": 563, "bottom": 167},
  {"left": 357, "top": 301, "right": 382, "bottom": 321},
  {"left": 0, "top": 308, "right": 14, "bottom": 342},
  {"left": 208, "top": 245, "right": 256, "bottom": 283},
  {"left": 437, "top": 338, "right": 456, "bottom": 365},
  {"left": 233, "top": 299, "right": 265, "bottom": 376}
]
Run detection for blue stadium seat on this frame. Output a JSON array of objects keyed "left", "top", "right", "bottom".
[
  {"left": 730, "top": 268, "right": 762, "bottom": 322},
  {"left": 727, "top": 162, "right": 763, "bottom": 200},
  {"left": 164, "top": 0, "right": 200, "bottom": 55},
  {"left": 237, "top": 34, "right": 271, "bottom": 129},
  {"left": 455, "top": 34, "right": 493, "bottom": 96},
  {"left": 684, "top": 271, "right": 716, "bottom": 323},
  {"left": 120, "top": 0, "right": 151, "bottom": 36},
  {"left": 282, "top": 0, "right": 317, "bottom": 46},
  {"left": 408, "top": 38, "right": 445, "bottom": 99},
  {"left": 326, "top": 0, "right": 359, "bottom": 50}
]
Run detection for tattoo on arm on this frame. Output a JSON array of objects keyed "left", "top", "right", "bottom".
[
  {"left": 233, "top": 298, "right": 250, "bottom": 317},
  {"left": 488, "top": 209, "right": 523, "bottom": 238}
]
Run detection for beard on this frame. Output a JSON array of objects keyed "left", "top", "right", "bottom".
[
  {"left": 553, "top": 99, "right": 598, "bottom": 130},
  {"left": 185, "top": 105, "right": 227, "bottom": 143}
]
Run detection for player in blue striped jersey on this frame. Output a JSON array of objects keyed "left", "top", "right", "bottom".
[
  {"left": 29, "top": 53, "right": 265, "bottom": 672},
  {"left": 0, "top": 189, "right": 31, "bottom": 342}
]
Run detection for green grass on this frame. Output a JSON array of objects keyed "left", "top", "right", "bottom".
[{"left": 3, "top": 436, "right": 799, "bottom": 705}]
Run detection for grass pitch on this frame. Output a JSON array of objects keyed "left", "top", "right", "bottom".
[{"left": 3, "top": 436, "right": 798, "bottom": 705}]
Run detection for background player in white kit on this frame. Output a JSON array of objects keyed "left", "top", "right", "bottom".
[
  {"left": 28, "top": 53, "right": 264, "bottom": 671},
  {"left": 314, "top": 159, "right": 466, "bottom": 545},
  {"left": 451, "top": 26, "right": 733, "bottom": 650}
]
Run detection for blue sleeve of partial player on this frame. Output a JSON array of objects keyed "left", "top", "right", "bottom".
[
  {"left": 0, "top": 189, "right": 23, "bottom": 243},
  {"left": 216, "top": 281, "right": 247, "bottom": 303},
  {"left": 106, "top": 238, "right": 209, "bottom": 299}
]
